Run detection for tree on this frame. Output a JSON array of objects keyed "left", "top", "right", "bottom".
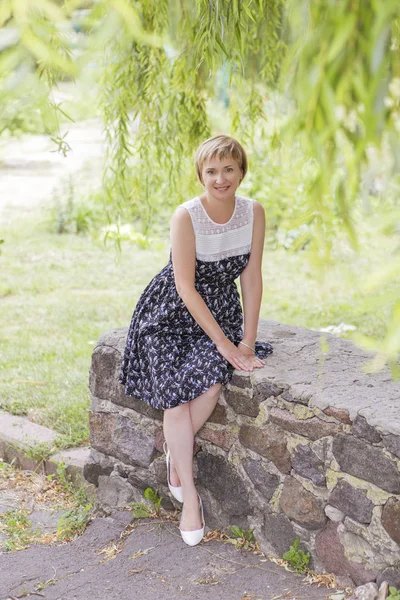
[{"left": 1, "top": 0, "right": 400, "bottom": 368}]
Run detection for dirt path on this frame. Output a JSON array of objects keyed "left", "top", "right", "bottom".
[
  {"left": 0, "top": 509, "right": 332, "bottom": 600},
  {"left": 0, "top": 116, "right": 106, "bottom": 226}
]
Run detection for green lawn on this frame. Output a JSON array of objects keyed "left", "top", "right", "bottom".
[{"left": 0, "top": 207, "right": 396, "bottom": 447}]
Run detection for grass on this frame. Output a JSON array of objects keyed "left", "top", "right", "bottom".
[
  {"left": 0, "top": 459, "right": 93, "bottom": 551},
  {"left": 0, "top": 204, "right": 398, "bottom": 446}
]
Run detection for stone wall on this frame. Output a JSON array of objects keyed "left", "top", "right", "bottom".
[{"left": 84, "top": 320, "right": 400, "bottom": 588}]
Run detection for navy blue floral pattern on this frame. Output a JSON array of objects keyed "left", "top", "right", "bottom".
[{"left": 119, "top": 252, "right": 273, "bottom": 410}]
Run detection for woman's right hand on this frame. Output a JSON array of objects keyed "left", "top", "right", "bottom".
[{"left": 216, "top": 338, "right": 255, "bottom": 372}]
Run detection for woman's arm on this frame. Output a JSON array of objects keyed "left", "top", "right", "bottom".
[
  {"left": 170, "top": 207, "right": 256, "bottom": 372},
  {"left": 239, "top": 201, "right": 266, "bottom": 349}
]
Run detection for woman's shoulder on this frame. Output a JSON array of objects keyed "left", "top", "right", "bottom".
[
  {"left": 178, "top": 196, "right": 200, "bottom": 212},
  {"left": 170, "top": 198, "right": 199, "bottom": 237},
  {"left": 237, "top": 195, "right": 263, "bottom": 214}
]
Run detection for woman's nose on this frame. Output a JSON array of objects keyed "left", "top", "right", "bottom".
[{"left": 216, "top": 173, "right": 226, "bottom": 183}]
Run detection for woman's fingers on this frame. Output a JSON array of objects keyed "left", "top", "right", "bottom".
[{"left": 231, "top": 353, "right": 253, "bottom": 371}]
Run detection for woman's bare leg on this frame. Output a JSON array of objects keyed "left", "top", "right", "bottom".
[
  {"left": 163, "top": 402, "right": 202, "bottom": 530},
  {"left": 166, "top": 384, "right": 221, "bottom": 488},
  {"left": 189, "top": 383, "right": 222, "bottom": 434}
]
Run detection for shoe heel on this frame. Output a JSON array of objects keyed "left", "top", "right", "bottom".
[{"left": 163, "top": 441, "right": 183, "bottom": 503}]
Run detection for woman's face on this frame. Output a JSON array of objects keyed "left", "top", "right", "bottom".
[{"left": 201, "top": 155, "right": 243, "bottom": 201}]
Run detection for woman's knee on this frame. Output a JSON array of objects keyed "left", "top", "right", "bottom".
[
  {"left": 208, "top": 383, "right": 222, "bottom": 399},
  {"left": 164, "top": 402, "right": 190, "bottom": 420}
]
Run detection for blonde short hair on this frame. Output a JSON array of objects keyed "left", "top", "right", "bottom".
[{"left": 194, "top": 135, "right": 248, "bottom": 185}]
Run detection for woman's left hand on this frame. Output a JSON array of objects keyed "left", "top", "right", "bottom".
[{"left": 236, "top": 344, "right": 265, "bottom": 369}]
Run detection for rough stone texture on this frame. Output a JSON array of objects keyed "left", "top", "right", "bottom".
[
  {"left": 279, "top": 477, "right": 327, "bottom": 530},
  {"left": 376, "top": 567, "right": 400, "bottom": 589},
  {"left": 262, "top": 511, "right": 306, "bottom": 557},
  {"left": 332, "top": 435, "right": 400, "bottom": 494},
  {"left": 315, "top": 522, "right": 377, "bottom": 586},
  {"left": 377, "top": 581, "right": 389, "bottom": 600},
  {"left": 353, "top": 415, "right": 382, "bottom": 444},
  {"left": 196, "top": 451, "right": 252, "bottom": 521},
  {"left": 254, "top": 380, "right": 284, "bottom": 401},
  {"left": 96, "top": 472, "right": 141, "bottom": 508},
  {"left": 325, "top": 504, "right": 345, "bottom": 523},
  {"left": 330, "top": 480, "right": 374, "bottom": 524},
  {"left": 224, "top": 387, "right": 259, "bottom": 417},
  {"left": 351, "top": 582, "right": 378, "bottom": 600},
  {"left": 323, "top": 406, "right": 352, "bottom": 424},
  {"left": 381, "top": 498, "right": 400, "bottom": 545},
  {"left": 208, "top": 402, "right": 229, "bottom": 425},
  {"left": 0, "top": 410, "right": 58, "bottom": 471},
  {"left": 239, "top": 424, "right": 291, "bottom": 473},
  {"left": 243, "top": 459, "right": 279, "bottom": 501},
  {"left": 382, "top": 434, "right": 400, "bottom": 459},
  {"left": 83, "top": 450, "right": 114, "bottom": 486},
  {"left": 269, "top": 407, "right": 341, "bottom": 441},
  {"left": 197, "top": 426, "right": 234, "bottom": 451},
  {"left": 89, "top": 412, "right": 157, "bottom": 468},
  {"left": 292, "top": 444, "right": 326, "bottom": 486},
  {"left": 229, "top": 373, "right": 252, "bottom": 390}
]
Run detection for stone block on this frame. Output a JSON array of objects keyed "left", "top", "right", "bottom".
[
  {"left": 351, "top": 582, "right": 378, "bottom": 600},
  {"left": 323, "top": 406, "right": 352, "bottom": 424},
  {"left": 382, "top": 434, "right": 400, "bottom": 460},
  {"left": 332, "top": 435, "right": 400, "bottom": 494},
  {"left": 353, "top": 415, "right": 382, "bottom": 444},
  {"left": 279, "top": 477, "right": 326, "bottom": 530},
  {"left": 292, "top": 444, "right": 326, "bottom": 486},
  {"left": 381, "top": 497, "right": 400, "bottom": 545},
  {"left": 152, "top": 457, "right": 167, "bottom": 484},
  {"left": 127, "top": 467, "right": 156, "bottom": 491},
  {"left": 269, "top": 407, "right": 340, "bottom": 441},
  {"left": 96, "top": 472, "right": 141, "bottom": 508},
  {"left": 112, "top": 391, "right": 163, "bottom": 421},
  {"left": 89, "top": 412, "right": 157, "bottom": 468},
  {"left": 196, "top": 451, "right": 252, "bottom": 518},
  {"left": 377, "top": 582, "right": 389, "bottom": 600},
  {"left": 90, "top": 341, "right": 162, "bottom": 420},
  {"left": 83, "top": 450, "right": 114, "bottom": 486},
  {"left": 325, "top": 504, "right": 345, "bottom": 523},
  {"left": 89, "top": 344, "right": 116, "bottom": 399},
  {"left": 281, "top": 389, "right": 309, "bottom": 406},
  {"left": 330, "top": 480, "right": 374, "bottom": 524},
  {"left": 208, "top": 402, "right": 229, "bottom": 425},
  {"left": 225, "top": 387, "right": 259, "bottom": 417},
  {"left": 262, "top": 511, "right": 306, "bottom": 557},
  {"left": 254, "top": 380, "right": 283, "bottom": 400},
  {"left": 243, "top": 459, "right": 279, "bottom": 501},
  {"left": 239, "top": 424, "right": 291, "bottom": 474},
  {"left": 229, "top": 373, "right": 252, "bottom": 390},
  {"left": 376, "top": 567, "right": 400, "bottom": 589},
  {"left": 197, "top": 426, "right": 233, "bottom": 451},
  {"left": 315, "top": 522, "right": 377, "bottom": 586}
]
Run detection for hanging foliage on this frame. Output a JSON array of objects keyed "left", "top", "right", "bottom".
[{"left": 1, "top": 0, "right": 400, "bottom": 369}]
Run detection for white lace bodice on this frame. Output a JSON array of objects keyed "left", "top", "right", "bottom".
[{"left": 175, "top": 195, "right": 254, "bottom": 262}]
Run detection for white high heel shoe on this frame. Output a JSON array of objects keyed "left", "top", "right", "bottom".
[
  {"left": 179, "top": 493, "right": 205, "bottom": 547},
  {"left": 163, "top": 441, "right": 184, "bottom": 503}
]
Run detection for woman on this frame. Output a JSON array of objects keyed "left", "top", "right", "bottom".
[{"left": 119, "top": 134, "right": 273, "bottom": 546}]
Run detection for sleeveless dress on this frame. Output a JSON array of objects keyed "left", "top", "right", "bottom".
[{"left": 118, "top": 195, "right": 273, "bottom": 410}]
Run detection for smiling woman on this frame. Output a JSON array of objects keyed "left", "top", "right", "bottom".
[{"left": 118, "top": 134, "right": 273, "bottom": 546}]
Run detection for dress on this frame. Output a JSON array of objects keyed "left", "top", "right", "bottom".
[{"left": 118, "top": 194, "right": 273, "bottom": 410}]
